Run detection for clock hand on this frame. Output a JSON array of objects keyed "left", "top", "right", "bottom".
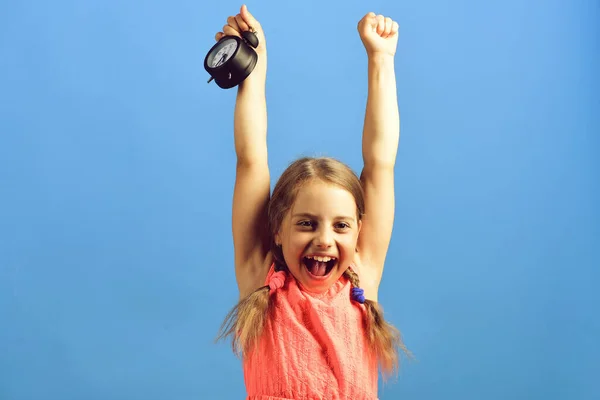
[{"left": 216, "top": 54, "right": 227, "bottom": 67}]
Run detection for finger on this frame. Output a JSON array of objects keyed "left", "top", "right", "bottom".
[
  {"left": 222, "top": 24, "right": 240, "bottom": 38},
  {"left": 235, "top": 13, "right": 249, "bottom": 31},
  {"left": 368, "top": 12, "right": 378, "bottom": 29},
  {"left": 227, "top": 15, "right": 241, "bottom": 33},
  {"left": 376, "top": 14, "right": 385, "bottom": 35},
  {"left": 383, "top": 17, "right": 393, "bottom": 38},
  {"left": 391, "top": 21, "right": 399, "bottom": 37},
  {"left": 240, "top": 4, "right": 258, "bottom": 29},
  {"left": 215, "top": 31, "right": 224, "bottom": 41}
]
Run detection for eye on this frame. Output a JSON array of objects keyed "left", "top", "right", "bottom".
[
  {"left": 297, "top": 220, "right": 314, "bottom": 228},
  {"left": 335, "top": 222, "right": 351, "bottom": 230}
]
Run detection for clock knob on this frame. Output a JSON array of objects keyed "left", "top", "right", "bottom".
[{"left": 242, "top": 31, "right": 259, "bottom": 49}]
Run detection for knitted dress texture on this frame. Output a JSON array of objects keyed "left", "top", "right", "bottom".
[{"left": 243, "top": 265, "right": 379, "bottom": 400}]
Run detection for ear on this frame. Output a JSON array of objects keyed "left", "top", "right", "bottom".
[{"left": 355, "top": 220, "right": 363, "bottom": 253}]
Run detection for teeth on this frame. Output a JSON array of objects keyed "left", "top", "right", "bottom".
[{"left": 306, "top": 255, "right": 335, "bottom": 262}]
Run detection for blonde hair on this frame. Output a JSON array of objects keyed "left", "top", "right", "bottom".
[{"left": 217, "top": 157, "right": 410, "bottom": 375}]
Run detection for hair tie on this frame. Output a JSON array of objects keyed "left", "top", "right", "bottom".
[
  {"left": 351, "top": 287, "right": 365, "bottom": 304},
  {"left": 268, "top": 271, "right": 286, "bottom": 294}
]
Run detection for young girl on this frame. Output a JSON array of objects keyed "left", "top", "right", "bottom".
[{"left": 215, "top": 5, "right": 408, "bottom": 399}]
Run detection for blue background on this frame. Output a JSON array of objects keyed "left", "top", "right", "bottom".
[{"left": 1, "top": 0, "right": 598, "bottom": 399}]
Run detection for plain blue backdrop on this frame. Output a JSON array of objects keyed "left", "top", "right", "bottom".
[{"left": 1, "top": 0, "right": 598, "bottom": 399}]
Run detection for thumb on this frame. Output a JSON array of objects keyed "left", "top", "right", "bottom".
[
  {"left": 240, "top": 4, "right": 258, "bottom": 28},
  {"left": 359, "top": 12, "right": 377, "bottom": 32}
]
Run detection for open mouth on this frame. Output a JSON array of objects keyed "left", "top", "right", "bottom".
[{"left": 303, "top": 255, "right": 337, "bottom": 278}]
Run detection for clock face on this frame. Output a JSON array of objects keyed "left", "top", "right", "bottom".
[{"left": 208, "top": 38, "right": 238, "bottom": 68}]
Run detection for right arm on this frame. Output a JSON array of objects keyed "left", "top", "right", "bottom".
[{"left": 217, "top": 6, "right": 271, "bottom": 297}]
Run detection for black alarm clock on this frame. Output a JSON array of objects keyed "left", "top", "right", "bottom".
[{"left": 204, "top": 30, "right": 260, "bottom": 89}]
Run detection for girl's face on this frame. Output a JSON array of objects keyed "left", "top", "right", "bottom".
[{"left": 275, "top": 180, "right": 362, "bottom": 293}]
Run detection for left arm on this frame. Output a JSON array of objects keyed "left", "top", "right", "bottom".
[{"left": 356, "top": 13, "right": 401, "bottom": 285}]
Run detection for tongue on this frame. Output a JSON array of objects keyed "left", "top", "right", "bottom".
[{"left": 310, "top": 261, "right": 328, "bottom": 276}]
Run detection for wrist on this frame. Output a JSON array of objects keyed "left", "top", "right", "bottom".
[
  {"left": 239, "top": 71, "right": 266, "bottom": 94},
  {"left": 238, "top": 54, "right": 267, "bottom": 91},
  {"left": 367, "top": 52, "right": 395, "bottom": 66}
]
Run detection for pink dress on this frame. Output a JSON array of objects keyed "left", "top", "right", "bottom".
[{"left": 243, "top": 264, "right": 379, "bottom": 400}]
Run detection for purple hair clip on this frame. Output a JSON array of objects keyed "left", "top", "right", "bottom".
[{"left": 351, "top": 287, "right": 365, "bottom": 304}]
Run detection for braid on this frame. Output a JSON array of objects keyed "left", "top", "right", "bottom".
[
  {"left": 217, "top": 246, "right": 289, "bottom": 356},
  {"left": 344, "top": 268, "right": 411, "bottom": 377},
  {"left": 216, "top": 284, "right": 270, "bottom": 357},
  {"left": 217, "top": 245, "right": 289, "bottom": 357},
  {"left": 345, "top": 267, "right": 361, "bottom": 287}
]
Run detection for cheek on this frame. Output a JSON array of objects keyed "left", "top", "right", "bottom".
[
  {"left": 340, "top": 234, "right": 359, "bottom": 256},
  {"left": 281, "top": 230, "right": 306, "bottom": 259},
  {"left": 287, "top": 232, "right": 309, "bottom": 254}
]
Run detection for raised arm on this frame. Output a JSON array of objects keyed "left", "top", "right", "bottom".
[
  {"left": 356, "top": 13, "right": 401, "bottom": 286},
  {"left": 216, "top": 5, "right": 271, "bottom": 297}
]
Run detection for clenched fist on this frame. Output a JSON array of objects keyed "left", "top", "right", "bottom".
[{"left": 357, "top": 12, "right": 399, "bottom": 58}]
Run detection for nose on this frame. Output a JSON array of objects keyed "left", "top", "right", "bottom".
[{"left": 314, "top": 227, "right": 334, "bottom": 248}]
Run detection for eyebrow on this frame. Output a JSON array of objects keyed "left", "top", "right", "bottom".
[{"left": 292, "top": 212, "right": 355, "bottom": 221}]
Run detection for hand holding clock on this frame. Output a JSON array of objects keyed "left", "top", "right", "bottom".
[{"left": 215, "top": 5, "right": 267, "bottom": 58}]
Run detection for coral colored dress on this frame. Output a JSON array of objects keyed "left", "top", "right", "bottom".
[{"left": 243, "top": 265, "right": 379, "bottom": 400}]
